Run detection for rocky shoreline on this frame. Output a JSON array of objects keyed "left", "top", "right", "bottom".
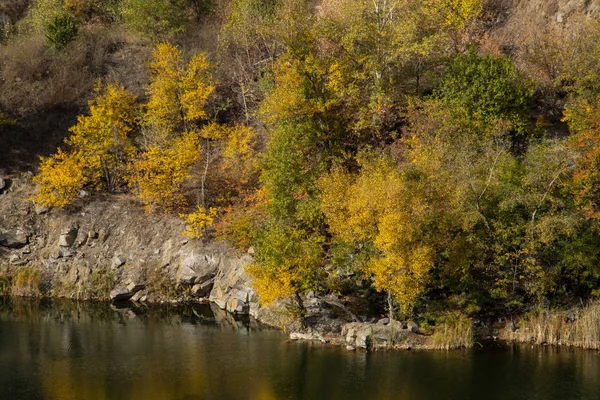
[
  {"left": 6, "top": 174, "right": 597, "bottom": 351},
  {"left": 0, "top": 174, "right": 448, "bottom": 351}
]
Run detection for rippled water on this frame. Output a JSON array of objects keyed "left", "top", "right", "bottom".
[{"left": 1, "top": 298, "right": 600, "bottom": 400}]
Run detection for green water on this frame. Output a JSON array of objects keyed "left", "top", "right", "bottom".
[{"left": 1, "top": 299, "right": 600, "bottom": 400}]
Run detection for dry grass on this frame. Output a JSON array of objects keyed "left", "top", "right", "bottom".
[
  {"left": 509, "top": 303, "right": 600, "bottom": 349},
  {"left": 0, "top": 271, "right": 11, "bottom": 296},
  {"left": 10, "top": 267, "right": 41, "bottom": 297},
  {"left": 431, "top": 312, "right": 474, "bottom": 350}
]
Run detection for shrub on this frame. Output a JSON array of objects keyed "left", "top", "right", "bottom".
[
  {"left": 32, "top": 149, "right": 89, "bottom": 208},
  {"left": 84, "top": 266, "right": 114, "bottom": 300},
  {"left": 180, "top": 206, "right": 217, "bottom": 239},
  {"left": 46, "top": 13, "right": 79, "bottom": 49},
  {"left": 32, "top": 83, "right": 138, "bottom": 208},
  {"left": 120, "top": 0, "right": 189, "bottom": 40},
  {"left": 18, "top": 0, "right": 64, "bottom": 34}
]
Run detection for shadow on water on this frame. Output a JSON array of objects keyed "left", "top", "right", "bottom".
[{"left": 1, "top": 298, "right": 600, "bottom": 400}]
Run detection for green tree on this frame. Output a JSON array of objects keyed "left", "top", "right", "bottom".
[
  {"left": 121, "top": 0, "right": 189, "bottom": 40},
  {"left": 45, "top": 12, "right": 78, "bottom": 49},
  {"left": 436, "top": 49, "right": 534, "bottom": 134}
]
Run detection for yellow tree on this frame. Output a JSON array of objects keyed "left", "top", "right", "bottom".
[
  {"left": 320, "top": 155, "right": 434, "bottom": 317},
  {"left": 316, "top": 0, "right": 484, "bottom": 136},
  {"left": 33, "top": 83, "right": 137, "bottom": 207},
  {"left": 32, "top": 150, "right": 89, "bottom": 208},
  {"left": 128, "top": 132, "right": 201, "bottom": 212},
  {"left": 145, "top": 42, "right": 215, "bottom": 144},
  {"left": 563, "top": 98, "right": 600, "bottom": 219},
  {"left": 67, "top": 82, "right": 137, "bottom": 191}
]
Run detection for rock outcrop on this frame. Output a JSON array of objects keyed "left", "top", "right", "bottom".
[
  {"left": 341, "top": 321, "right": 417, "bottom": 349},
  {"left": 0, "top": 229, "right": 28, "bottom": 248}
]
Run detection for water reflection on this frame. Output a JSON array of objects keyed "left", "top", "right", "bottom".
[{"left": 1, "top": 298, "right": 600, "bottom": 400}]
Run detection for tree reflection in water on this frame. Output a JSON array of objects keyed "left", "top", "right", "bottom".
[{"left": 1, "top": 298, "right": 600, "bottom": 400}]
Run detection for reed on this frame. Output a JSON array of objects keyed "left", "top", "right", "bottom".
[
  {"left": 11, "top": 267, "right": 41, "bottom": 297},
  {"left": 0, "top": 271, "right": 11, "bottom": 296},
  {"left": 509, "top": 303, "right": 600, "bottom": 349},
  {"left": 431, "top": 312, "right": 474, "bottom": 350}
]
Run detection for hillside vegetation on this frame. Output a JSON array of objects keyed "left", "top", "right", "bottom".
[{"left": 3, "top": 0, "right": 600, "bottom": 328}]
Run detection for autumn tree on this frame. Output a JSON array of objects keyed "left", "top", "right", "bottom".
[
  {"left": 129, "top": 42, "right": 217, "bottom": 210},
  {"left": 129, "top": 132, "right": 201, "bottom": 211},
  {"left": 320, "top": 154, "right": 435, "bottom": 317},
  {"left": 144, "top": 42, "right": 215, "bottom": 143},
  {"left": 217, "top": 0, "right": 282, "bottom": 122},
  {"left": 563, "top": 97, "right": 600, "bottom": 220},
  {"left": 33, "top": 83, "right": 137, "bottom": 207}
]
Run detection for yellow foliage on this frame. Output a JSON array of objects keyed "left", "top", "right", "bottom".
[
  {"left": 67, "top": 82, "right": 137, "bottom": 186},
  {"left": 181, "top": 52, "right": 215, "bottom": 122},
  {"left": 32, "top": 82, "right": 137, "bottom": 208},
  {"left": 63, "top": 0, "right": 86, "bottom": 16},
  {"left": 221, "top": 124, "right": 258, "bottom": 182},
  {"left": 180, "top": 206, "right": 217, "bottom": 239},
  {"left": 199, "top": 121, "right": 226, "bottom": 140},
  {"left": 247, "top": 224, "right": 323, "bottom": 306},
  {"left": 129, "top": 132, "right": 201, "bottom": 211},
  {"left": 32, "top": 149, "right": 88, "bottom": 208},
  {"left": 320, "top": 155, "right": 434, "bottom": 313},
  {"left": 246, "top": 263, "right": 296, "bottom": 306},
  {"left": 146, "top": 43, "right": 215, "bottom": 141},
  {"left": 260, "top": 55, "right": 338, "bottom": 124},
  {"left": 369, "top": 247, "right": 433, "bottom": 314},
  {"left": 422, "top": 0, "right": 483, "bottom": 30}
]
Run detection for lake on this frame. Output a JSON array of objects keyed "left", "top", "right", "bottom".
[{"left": 1, "top": 298, "right": 600, "bottom": 400}]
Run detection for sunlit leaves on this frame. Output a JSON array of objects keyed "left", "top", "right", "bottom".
[
  {"left": 320, "top": 155, "right": 434, "bottom": 313},
  {"left": 181, "top": 206, "right": 218, "bottom": 239},
  {"left": 32, "top": 83, "right": 137, "bottom": 207},
  {"left": 146, "top": 42, "right": 215, "bottom": 142},
  {"left": 32, "top": 149, "right": 88, "bottom": 208},
  {"left": 129, "top": 132, "right": 201, "bottom": 211},
  {"left": 248, "top": 223, "right": 324, "bottom": 306}
]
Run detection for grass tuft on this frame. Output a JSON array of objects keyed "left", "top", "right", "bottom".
[
  {"left": 431, "top": 312, "right": 474, "bottom": 350},
  {"left": 509, "top": 303, "right": 600, "bottom": 349}
]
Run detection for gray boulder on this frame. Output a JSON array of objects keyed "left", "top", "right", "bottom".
[
  {"left": 407, "top": 321, "right": 419, "bottom": 333},
  {"left": 0, "top": 229, "right": 28, "bottom": 248},
  {"left": 59, "top": 224, "right": 79, "bottom": 247},
  {"left": 342, "top": 321, "right": 411, "bottom": 349},
  {"left": 126, "top": 280, "right": 145, "bottom": 293},
  {"left": 35, "top": 206, "right": 50, "bottom": 215},
  {"left": 209, "top": 255, "right": 256, "bottom": 315},
  {"left": 57, "top": 247, "right": 75, "bottom": 258},
  {"left": 111, "top": 255, "right": 126, "bottom": 268},
  {"left": 176, "top": 251, "right": 219, "bottom": 285}
]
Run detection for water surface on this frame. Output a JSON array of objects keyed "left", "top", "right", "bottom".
[{"left": 1, "top": 299, "right": 600, "bottom": 400}]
